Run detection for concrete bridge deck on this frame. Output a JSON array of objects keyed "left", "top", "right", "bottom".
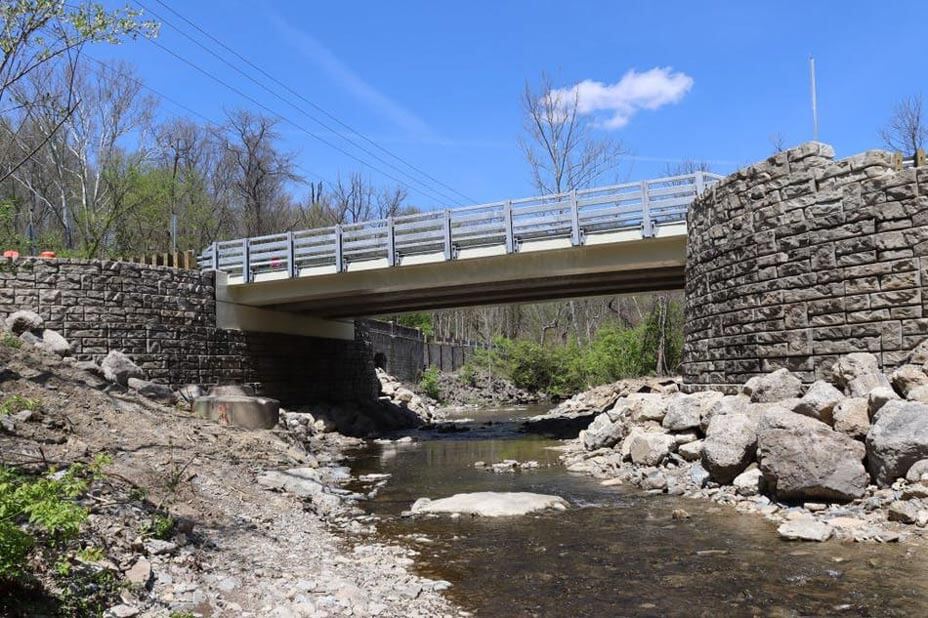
[{"left": 200, "top": 172, "right": 720, "bottom": 320}]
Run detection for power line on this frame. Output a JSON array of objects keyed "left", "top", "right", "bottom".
[
  {"left": 131, "top": 0, "right": 465, "bottom": 206},
  {"left": 150, "top": 0, "right": 477, "bottom": 204}
]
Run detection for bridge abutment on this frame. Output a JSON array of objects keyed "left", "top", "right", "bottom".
[{"left": 683, "top": 142, "right": 928, "bottom": 391}]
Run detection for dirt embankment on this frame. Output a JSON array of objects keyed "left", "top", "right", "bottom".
[{"left": 0, "top": 343, "right": 459, "bottom": 617}]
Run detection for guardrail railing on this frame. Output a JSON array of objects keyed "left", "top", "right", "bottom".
[{"left": 199, "top": 171, "right": 722, "bottom": 282}]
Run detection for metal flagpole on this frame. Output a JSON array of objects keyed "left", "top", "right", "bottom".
[{"left": 810, "top": 55, "right": 819, "bottom": 141}]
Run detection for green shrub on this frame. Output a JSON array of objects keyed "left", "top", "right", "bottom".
[
  {"left": 0, "top": 332, "right": 22, "bottom": 349},
  {"left": 142, "top": 513, "right": 175, "bottom": 540},
  {"left": 0, "top": 394, "right": 41, "bottom": 416},
  {"left": 418, "top": 366, "right": 442, "bottom": 401}
]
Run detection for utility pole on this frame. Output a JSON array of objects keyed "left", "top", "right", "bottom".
[{"left": 810, "top": 55, "right": 819, "bottom": 142}]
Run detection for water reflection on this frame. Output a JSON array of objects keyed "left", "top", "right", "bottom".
[{"left": 350, "top": 406, "right": 928, "bottom": 616}]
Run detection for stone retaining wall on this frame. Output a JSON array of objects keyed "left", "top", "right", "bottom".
[
  {"left": 684, "top": 142, "right": 928, "bottom": 391},
  {"left": 364, "top": 319, "right": 484, "bottom": 382},
  {"left": 0, "top": 258, "right": 378, "bottom": 404}
]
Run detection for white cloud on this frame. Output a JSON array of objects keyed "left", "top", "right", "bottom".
[{"left": 552, "top": 67, "right": 694, "bottom": 129}]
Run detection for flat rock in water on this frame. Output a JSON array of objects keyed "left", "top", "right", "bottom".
[
  {"left": 410, "top": 492, "right": 568, "bottom": 517},
  {"left": 777, "top": 519, "right": 833, "bottom": 542}
]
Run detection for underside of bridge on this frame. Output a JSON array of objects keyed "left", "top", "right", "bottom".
[{"left": 218, "top": 233, "right": 686, "bottom": 320}]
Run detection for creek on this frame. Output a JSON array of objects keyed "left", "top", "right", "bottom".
[{"left": 349, "top": 405, "right": 928, "bottom": 616}]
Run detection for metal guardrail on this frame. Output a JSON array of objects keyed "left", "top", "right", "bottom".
[{"left": 198, "top": 171, "right": 723, "bottom": 282}]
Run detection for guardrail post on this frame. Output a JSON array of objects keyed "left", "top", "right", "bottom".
[
  {"left": 569, "top": 189, "right": 582, "bottom": 246},
  {"left": 334, "top": 224, "right": 344, "bottom": 272},
  {"left": 386, "top": 217, "right": 396, "bottom": 266},
  {"left": 241, "top": 238, "right": 251, "bottom": 282},
  {"left": 443, "top": 210, "right": 453, "bottom": 260},
  {"left": 694, "top": 171, "right": 705, "bottom": 196},
  {"left": 640, "top": 181, "right": 654, "bottom": 238},
  {"left": 504, "top": 200, "right": 515, "bottom": 253},
  {"left": 210, "top": 242, "right": 218, "bottom": 270},
  {"left": 286, "top": 231, "right": 296, "bottom": 278}
]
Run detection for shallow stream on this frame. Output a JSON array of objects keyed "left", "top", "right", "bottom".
[{"left": 349, "top": 405, "right": 928, "bottom": 616}]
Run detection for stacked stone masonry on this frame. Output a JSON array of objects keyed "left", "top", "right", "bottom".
[
  {"left": 684, "top": 142, "right": 928, "bottom": 392},
  {"left": 0, "top": 258, "right": 378, "bottom": 404},
  {"left": 364, "top": 318, "right": 483, "bottom": 382}
]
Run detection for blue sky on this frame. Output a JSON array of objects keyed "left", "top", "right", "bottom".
[{"left": 94, "top": 0, "right": 928, "bottom": 209}]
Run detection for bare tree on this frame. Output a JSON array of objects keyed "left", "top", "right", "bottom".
[
  {"left": 769, "top": 133, "right": 786, "bottom": 154},
  {"left": 520, "top": 73, "right": 625, "bottom": 195},
  {"left": 880, "top": 95, "right": 928, "bottom": 156}
]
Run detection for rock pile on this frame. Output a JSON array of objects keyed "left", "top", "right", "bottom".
[
  {"left": 564, "top": 344, "right": 928, "bottom": 542},
  {"left": 434, "top": 368, "right": 539, "bottom": 407}
]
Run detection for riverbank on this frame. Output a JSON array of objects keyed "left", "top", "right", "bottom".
[
  {"left": 0, "top": 342, "right": 460, "bottom": 616},
  {"left": 559, "top": 347, "right": 928, "bottom": 543}
]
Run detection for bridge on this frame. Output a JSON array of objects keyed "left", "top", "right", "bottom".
[{"left": 199, "top": 171, "right": 721, "bottom": 337}]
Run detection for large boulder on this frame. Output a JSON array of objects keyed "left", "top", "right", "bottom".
[
  {"left": 907, "top": 339, "right": 928, "bottom": 366},
  {"left": 891, "top": 364, "right": 928, "bottom": 398},
  {"left": 580, "top": 409, "right": 627, "bottom": 450},
  {"left": 700, "top": 394, "right": 748, "bottom": 432},
  {"left": 627, "top": 393, "right": 668, "bottom": 423},
  {"left": 832, "top": 398, "right": 869, "bottom": 440},
  {"left": 869, "top": 387, "right": 900, "bottom": 419},
  {"left": 701, "top": 411, "right": 759, "bottom": 484},
  {"left": 866, "top": 400, "right": 928, "bottom": 486},
  {"left": 410, "top": 492, "right": 568, "bottom": 517},
  {"left": 757, "top": 409, "right": 868, "bottom": 501},
  {"left": 831, "top": 353, "right": 881, "bottom": 389},
  {"left": 662, "top": 391, "right": 723, "bottom": 432},
  {"left": 627, "top": 432, "right": 676, "bottom": 466},
  {"left": 5, "top": 310, "right": 43, "bottom": 335},
  {"left": 749, "top": 369, "right": 803, "bottom": 403},
  {"left": 40, "top": 329, "right": 71, "bottom": 356},
  {"left": 100, "top": 350, "right": 144, "bottom": 385},
  {"left": 793, "top": 380, "right": 843, "bottom": 425},
  {"left": 128, "top": 377, "right": 178, "bottom": 405}
]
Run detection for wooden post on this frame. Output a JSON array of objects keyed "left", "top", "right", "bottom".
[
  {"left": 569, "top": 189, "right": 581, "bottom": 246},
  {"left": 640, "top": 181, "right": 654, "bottom": 238}
]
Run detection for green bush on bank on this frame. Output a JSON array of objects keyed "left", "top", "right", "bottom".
[
  {"left": 418, "top": 366, "right": 442, "bottom": 401},
  {"left": 464, "top": 301, "right": 683, "bottom": 398}
]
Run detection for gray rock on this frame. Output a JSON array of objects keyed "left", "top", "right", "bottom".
[
  {"left": 662, "top": 391, "right": 723, "bottom": 431},
  {"left": 701, "top": 411, "right": 758, "bottom": 484},
  {"left": 906, "top": 338, "right": 928, "bottom": 365},
  {"left": 641, "top": 470, "right": 667, "bottom": 491},
  {"left": 749, "top": 368, "right": 803, "bottom": 403},
  {"left": 888, "top": 500, "right": 919, "bottom": 524},
  {"left": 733, "top": 465, "right": 765, "bottom": 496},
  {"left": 832, "top": 398, "right": 869, "bottom": 440},
  {"left": 127, "top": 377, "right": 177, "bottom": 404},
  {"left": 700, "top": 394, "right": 749, "bottom": 432},
  {"left": 869, "top": 387, "right": 900, "bottom": 419},
  {"left": 757, "top": 408, "right": 868, "bottom": 501},
  {"left": 677, "top": 439, "right": 703, "bottom": 461},
  {"left": 580, "top": 409, "right": 627, "bottom": 450},
  {"left": 106, "top": 605, "right": 140, "bottom": 618},
  {"left": 125, "top": 558, "right": 152, "bottom": 587},
  {"left": 627, "top": 393, "right": 668, "bottom": 423},
  {"left": 866, "top": 400, "right": 928, "bottom": 486},
  {"left": 831, "top": 353, "right": 881, "bottom": 391},
  {"left": 410, "top": 492, "right": 568, "bottom": 517},
  {"left": 907, "top": 384, "right": 928, "bottom": 404},
  {"left": 690, "top": 462, "right": 711, "bottom": 488},
  {"left": 100, "top": 350, "right": 144, "bottom": 385},
  {"left": 627, "top": 432, "right": 676, "bottom": 466},
  {"left": 891, "top": 364, "right": 928, "bottom": 398},
  {"left": 5, "top": 310, "right": 43, "bottom": 335},
  {"left": 777, "top": 519, "right": 833, "bottom": 542},
  {"left": 906, "top": 459, "right": 928, "bottom": 483},
  {"left": 39, "top": 329, "right": 71, "bottom": 356},
  {"left": 178, "top": 384, "right": 207, "bottom": 403},
  {"left": 793, "top": 380, "right": 843, "bottom": 425},
  {"left": 847, "top": 372, "right": 892, "bottom": 398}
]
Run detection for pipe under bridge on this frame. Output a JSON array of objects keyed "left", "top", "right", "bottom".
[{"left": 199, "top": 172, "right": 721, "bottom": 336}]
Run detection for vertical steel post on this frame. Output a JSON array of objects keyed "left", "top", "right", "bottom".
[
  {"left": 694, "top": 171, "right": 705, "bottom": 196},
  {"left": 286, "top": 231, "right": 296, "bottom": 278},
  {"left": 504, "top": 200, "right": 515, "bottom": 253},
  {"left": 210, "top": 242, "right": 218, "bottom": 270},
  {"left": 241, "top": 238, "right": 250, "bottom": 282},
  {"left": 334, "top": 225, "right": 344, "bottom": 272},
  {"left": 569, "top": 189, "right": 581, "bottom": 246},
  {"left": 386, "top": 217, "right": 396, "bottom": 266},
  {"left": 640, "top": 181, "right": 654, "bottom": 238},
  {"left": 443, "top": 209, "right": 452, "bottom": 260}
]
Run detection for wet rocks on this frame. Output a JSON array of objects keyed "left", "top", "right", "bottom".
[
  {"left": 580, "top": 408, "right": 628, "bottom": 450},
  {"left": 866, "top": 400, "right": 928, "bottom": 486},
  {"left": 410, "top": 492, "right": 569, "bottom": 517},
  {"left": 777, "top": 519, "right": 833, "bottom": 542},
  {"left": 756, "top": 409, "right": 867, "bottom": 502}
]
